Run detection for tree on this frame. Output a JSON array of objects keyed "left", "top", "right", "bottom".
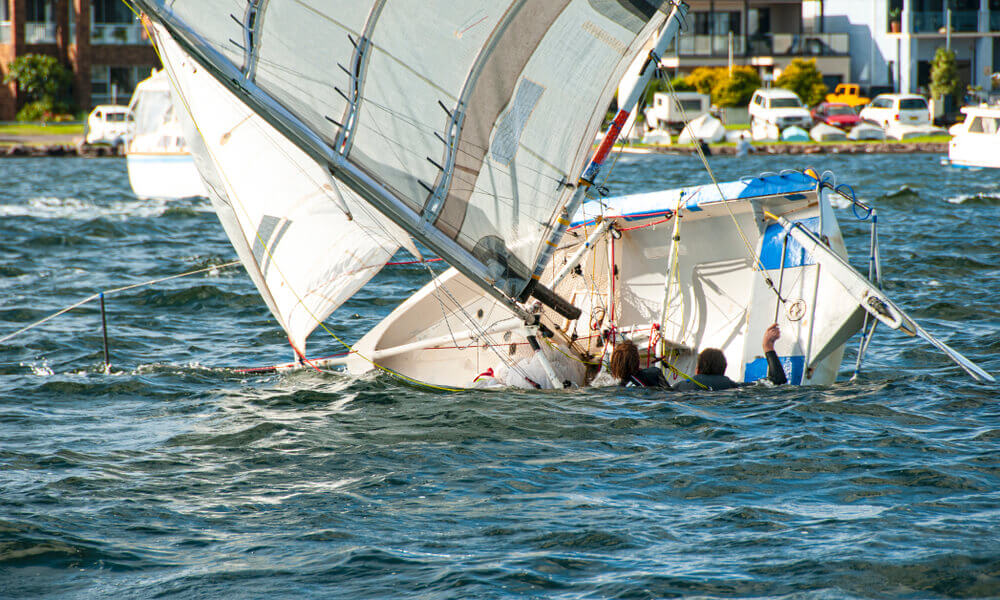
[
  {"left": 712, "top": 66, "right": 762, "bottom": 107},
  {"left": 685, "top": 67, "right": 725, "bottom": 98},
  {"left": 3, "top": 54, "right": 75, "bottom": 121},
  {"left": 930, "top": 47, "right": 961, "bottom": 103},
  {"left": 775, "top": 58, "right": 827, "bottom": 106}
]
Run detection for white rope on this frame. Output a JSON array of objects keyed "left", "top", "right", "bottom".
[{"left": 0, "top": 261, "right": 241, "bottom": 344}]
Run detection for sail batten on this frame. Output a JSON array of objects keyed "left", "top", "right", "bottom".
[{"left": 136, "top": 0, "right": 674, "bottom": 320}]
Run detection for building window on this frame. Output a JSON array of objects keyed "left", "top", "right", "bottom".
[
  {"left": 91, "top": 65, "right": 143, "bottom": 105},
  {"left": 0, "top": 1, "right": 10, "bottom": 44},
  {"left": 26, "top": 0, "right": 56, "bottom": 44},
  {"left": 91, "top": 0, "right": 146, "bottom": 44}
]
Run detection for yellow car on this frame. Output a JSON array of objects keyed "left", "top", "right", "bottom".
[{"left": 825, "top": 84, "right": 870, "bottom": 110}]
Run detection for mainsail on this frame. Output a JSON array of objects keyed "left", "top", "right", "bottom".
[
  {"left": 153, "top": 25, "right": 412, "bottom": 356},
  {"left": 132, "top": 0, "right": 675, "bottom": 316}
]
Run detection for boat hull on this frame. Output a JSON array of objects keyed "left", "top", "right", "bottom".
[
  {"left": 347, "top": 173, "right": 864, "bottom": 389},
  {"left": 126, "top": 152, "right": 208, "bottom": 200}
]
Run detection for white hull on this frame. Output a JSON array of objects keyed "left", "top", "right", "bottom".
[
  {"left": 126, "top": 152, "right": 207, "bottom": 200},
  {"left": 345, "top": 173, "right": 867, "bottom": 388},
  {"left": 947, "top": 105, "right": 1000, "bottom": 169}
]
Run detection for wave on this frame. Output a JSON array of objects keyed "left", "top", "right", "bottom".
[{"left": 0, "top": 196, "right": 214, "bottom": 221}]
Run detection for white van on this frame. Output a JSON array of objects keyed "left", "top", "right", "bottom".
[
  {"left": 644, "top": 91, "right": 711, "bottom": 132},
  {"left": 84, "top": 104, "right": 132, "bottom": 145},
  {"left": 859, "top": 94, "right": 931, "bottom": 128},
  {"left": 748, "top": 88, "right": 813, "bottom": 129}
]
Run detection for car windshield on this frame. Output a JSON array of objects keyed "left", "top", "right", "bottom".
[
  {"left": 828, "top": 106, "right": 855, "bottom": 115},
  {"left": 900, "top": 99, "right": 927, "bottom": 110},
  {"left": 770, "top": 98, "right": 802, "bottom": 108}
]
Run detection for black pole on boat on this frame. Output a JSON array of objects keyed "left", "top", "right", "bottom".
[{"left": 99, "top": 292, "right": 110, "bottom": 372}]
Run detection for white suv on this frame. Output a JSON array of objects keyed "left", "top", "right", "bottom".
[
  {"left": 748, "top": 88, "right": 813, "bottom": 129},
  {"left": 859, "top": 94, "right": 930, "bottom": 128}
]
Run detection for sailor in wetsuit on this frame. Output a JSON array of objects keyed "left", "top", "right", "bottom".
[
  {"left": 609, "top": 339, "right": 669, "bottom": 387},
  {"left": 610, "top": 324, "right": 787, "bottom": 389},
  {"left": 672, "top": 323, "right": 787, "bottom": 390}
]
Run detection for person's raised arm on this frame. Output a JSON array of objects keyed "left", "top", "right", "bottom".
[{"left": 762, "top": 323, "right": 787, "bottom": 385}]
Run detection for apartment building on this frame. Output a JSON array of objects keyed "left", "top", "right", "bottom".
[
  {"left": 822, "top": 0, "right": 999, "bottom": 96},
  {"left": 663, "top": 0, "right": 852, "bottom": 90},
  {"left": 0, "top": 0, "right": 157, "bottom": 120}
]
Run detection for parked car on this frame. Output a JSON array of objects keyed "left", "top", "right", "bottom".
[
  {"left": 748, "top": 88, "right": 813, "bottom": 130},
  {"left": 811, "top": 102, "right": 862, "bottom": 129},
  {"left": 644, "top": 91, "right": 710, "bottom": 132},
  {"left": 859, "top": 94, "right": 931, "bottom": 128},
  {"left": 84, "top": 104, "right": 132, "bottom": 145},
  {"left": 825, "top": 83, "right": 870, "bottom": 110}
]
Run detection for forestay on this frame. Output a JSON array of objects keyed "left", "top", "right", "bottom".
[
  {"left": 133, "top": 0, "right": 670, "bottom": 303},
  {"left": 153, "top": 25, "right": 411, "bottom": 356}
]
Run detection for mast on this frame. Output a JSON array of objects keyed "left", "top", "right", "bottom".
[
  {"left": 522, "top": 2, "right": 689, "bottom": 299},
  {"left": 134, "top": 0, "right": 533, "bottom": 321}
]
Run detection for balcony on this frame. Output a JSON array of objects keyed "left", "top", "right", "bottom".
[
  {"left": 91, "top": 23, "right": 147, "bottom": 45},
  {"left": 677, "top": 34, "right": 746, "bottom": 56},
  {"left": 25, "top": 22, "right": 56, "bottom": 44},
  {"left": 912, "top": 10, "right": 979, "bottom": 33},
  {"left": 771, "top": 33, "right": 849, "bottom": 55},
  {"left": 679, "top": 32, "right": 848, "bottom": 58}
]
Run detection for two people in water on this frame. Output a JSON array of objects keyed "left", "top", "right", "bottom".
[{"left": 609, "top": 323, "right": 787, "bottom": 390}]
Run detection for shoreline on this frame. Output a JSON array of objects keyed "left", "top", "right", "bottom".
[
  {"left": 0, "top": 140, "right": 950, "bottom": 158},
  {"left": 616, "top": 140, "right": 948, "bottom": 156}
]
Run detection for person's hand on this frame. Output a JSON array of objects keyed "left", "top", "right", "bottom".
[{"left": 762, "top": 323, "right": 780, "bottom": 352}]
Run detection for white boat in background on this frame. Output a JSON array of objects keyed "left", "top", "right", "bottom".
[
  {"left": 885, "top": 122, "right": 946, "bottom": 141},
  {"left": 810, "top": 122, "right": 847, "bottom": 142},
  {"left": 677, "top": 113, "right": 725, "bottom": 144},
  {"left": 946, "top": 104, "right": 1000, "bottom": 169},
  {"left": 125, "top": 70, "right": 207, "bottom": 200},
  {"left": 752, "top": 119, "right": 780, "bottom": 142},
  {"left": 137, "top": 1, "right": 992, "bottom": 388},
  {"left": 781, "top": 126, "right": 810, "bottom": 142},
  {"left": 848, "top": 122, "right": 886, "bottom": 141}
]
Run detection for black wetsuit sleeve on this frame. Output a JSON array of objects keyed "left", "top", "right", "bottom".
[{"left": 765, "top": 350, "right": 787, "bottom": 385}]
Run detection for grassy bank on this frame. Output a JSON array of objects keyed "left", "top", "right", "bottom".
[{"left": 0, "top": 122, "right": 85, "bottom": 136}]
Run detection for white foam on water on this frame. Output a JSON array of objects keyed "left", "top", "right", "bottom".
[
  {"left": 0, "top": 195, "right": 212, "bottom": 220},
  {"left": 947, "top": 192, "right": 1000, "bottom": 204}
]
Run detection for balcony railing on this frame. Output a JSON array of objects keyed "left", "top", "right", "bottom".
[
  {"left": 912, "top": 10, "right": 979, "bottom": 33},
  {"left": 91, "top": 23, "right": 147, "bottom": 45},
  {"left": 25, "top": 22, "right": 56, "bottom": 44},
  {"left": 771, "top": 33, "right": 849, "bottom": 55},
  {"left": 677, "top": 32, "right": 848, "bottom": 58},
  {"left": 677, "top": 34, "right": 746, "bottom": 56}
]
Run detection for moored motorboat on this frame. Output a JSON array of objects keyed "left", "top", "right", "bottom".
[{"left": 945, "top": 104, "right": 1000, "bottom": 168}]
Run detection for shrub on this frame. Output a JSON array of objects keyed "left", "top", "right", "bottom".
[
  {"left": 775, "top": 58, "right": 828, "bottom": 106},
  {"left": 712, "top": 66, "right": 762, "bottom": 107},
  {"left": 4, "top": 54, "right": 76, "bottom": 121},
  {"left": 930, "top": 47, "right": 961, "bottom": 102},
  {"left": 685, "top": 67, "right": 725, "bottom": 97}
]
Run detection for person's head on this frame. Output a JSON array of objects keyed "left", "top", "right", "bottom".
[
  {"left": 696, "top": 348, "right": 727, "bottom": 376},
  {"left": 609, "top": 340, "right": 640, "bottom": 381}
]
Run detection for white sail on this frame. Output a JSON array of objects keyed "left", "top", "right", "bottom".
[
  {"left": 154, "top": 25, "right": 411, "bottom": 355},
  {"left": 134, "top": 0, "right": 669, "bottom": 303}
]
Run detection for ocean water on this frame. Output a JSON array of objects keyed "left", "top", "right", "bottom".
[{"left": 1, "top": 154, "right": 999, "bottom": 599}]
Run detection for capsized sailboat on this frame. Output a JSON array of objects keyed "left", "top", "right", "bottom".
[{"left": 135, "top": 0, "right": 992, "bottom": 387}]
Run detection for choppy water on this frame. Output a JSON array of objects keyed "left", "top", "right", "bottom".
[{"left": 2, "top": 154, "right": 999, "bottom": 599}]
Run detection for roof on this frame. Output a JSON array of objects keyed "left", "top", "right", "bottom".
[
  {"left": 754, "top": 88, "right": 802, "bottom": 98},
  {"left": 570, "top": 171, "right": 818, "bottom": 228}
]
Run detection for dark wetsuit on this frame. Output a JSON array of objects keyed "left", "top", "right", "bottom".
[
  {"left": 620, "top": 366, "right": 670, "bottom": 388},
  {"left": 672, "top": 349, "right": 787, "bottom": 391}
]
